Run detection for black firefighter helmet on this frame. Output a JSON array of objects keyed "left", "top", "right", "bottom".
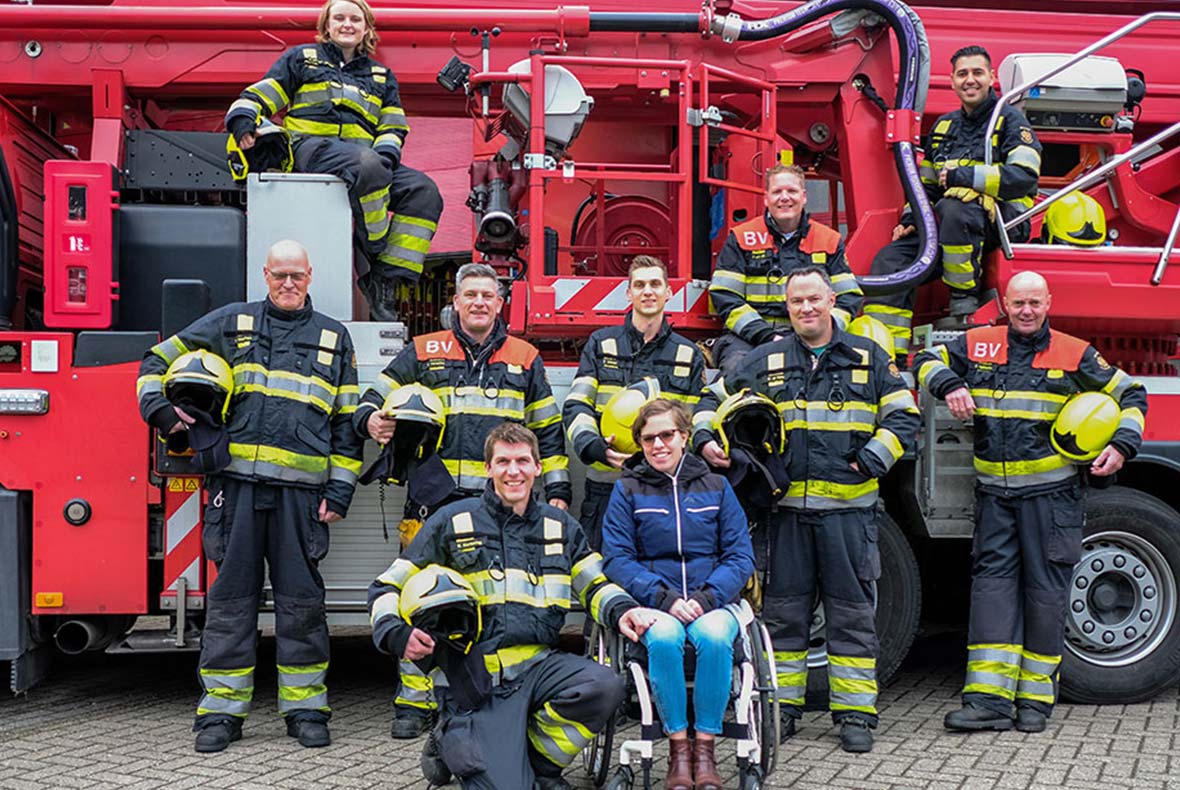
[
  {"left": 713, "top": 389, "right": 790, "bottom": 508},
  {"left": 226, "top": 120, "right": 294, "bottom": 183}
]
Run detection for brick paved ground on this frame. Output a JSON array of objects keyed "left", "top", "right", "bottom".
[{"left": 1, "top": 628, "right": 1178, "bottom": 790}]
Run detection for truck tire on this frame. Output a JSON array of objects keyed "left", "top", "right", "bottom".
[
  {"left": 805, "top": 511, "right": 922, "bottom": 704},
  {"left": 1060, "top": 486, "right": 1180, "bottom": 704}
]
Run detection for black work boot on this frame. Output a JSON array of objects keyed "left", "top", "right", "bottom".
[
  {"left": 948, "top": 293, "right": 980, "bottom": 316},
  {"left": 534, "top": 775, "right": 574, "bottom": 790},
  {"left": 360, "top": 272, "right": 400, "bottom": 322},
  {"left": 944, "top": 702, "right": 1014, "bottom": 732},
  {"left": 391, "top": 708, "right": 432, "bottom": 739},
  {"left": 194, "top": 719, "right": 242, "bottom": 753},
  {"left": 420, "top": 723, "right": 453, "bottom": 786},
  {"left": 779, "top": 713, "right": 797, "bottom": 742},
  {"left": 1015, "top": 706, "right": 1048, "bottom": 733},
  {"left": 839, "top": 718, "right": 874, "bottom": 753},
  {"left": 286, "top": 717, "right": 331, "bottom": 747}
]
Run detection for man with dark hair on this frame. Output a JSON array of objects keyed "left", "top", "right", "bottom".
[
  {"left": 694, "top": 266, "right": 920, "bottom": 753},
  {"left": 708, "top": 163, "right": 863, "bottom": 377},
  {"left": 863, "top": 45, "right": 1042, "bottom": 360},
  {"left": 356, "top": 262, "right": 572, "bottom": 737},
  {"left": 137, "top": 240, "right": 363, "bottom": 753},
  {"left": 369, "top": 424, "right": 655, "bottom": 790},
  {"left": 563, "top": 255, "right": 706, "bottom": 547}
]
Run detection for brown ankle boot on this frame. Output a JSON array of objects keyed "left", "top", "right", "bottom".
[
  {"left": 693, "top": 737, "right": 723, "bottom": 790},
  {"left": 665, "top": 737, "right": 693, "bottom": 790}
]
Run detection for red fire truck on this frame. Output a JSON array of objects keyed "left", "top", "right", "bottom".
[{"left": 1, "top": 0, "right": 1179, "bottom": 714}]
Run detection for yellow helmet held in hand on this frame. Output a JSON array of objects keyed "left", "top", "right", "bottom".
[
  {"left": 847, "top": 315, "right": 896, "bottom": 359},
  {"left": 1042, "top": 192, "right": 1106, "bottom": 247},
  {"left": 713, "top": 389, "right": 786, "bottom": 457},
  {"left": 1051, "top": 391, "right": 1120, "bottom": 462},
  {"left": 601, "top": 377, "right": 661, "bottom": 455},
  {"left": 399, "top": 564, "right": 482, "bottom": 654},
  {"left": 382, "top": 383, "right": 446, "bottom": 452},
  {"left": 164, "top": 350, "right": 234, "bottom": 423}
]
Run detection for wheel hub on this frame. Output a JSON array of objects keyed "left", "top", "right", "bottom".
[{"left": 1065, "top": 531, "right": 1175, "bottom": 666}]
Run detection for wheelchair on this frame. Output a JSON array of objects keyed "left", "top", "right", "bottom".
[{"left": 581, "top": 600, "right": 779, "bottom": 790}]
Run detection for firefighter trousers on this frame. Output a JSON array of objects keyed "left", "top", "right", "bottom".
[
  {"left": 195, "top": 476, "right": 331, "bottom": 729},
  {"left": 963, "top": 483, "right": 1083, "bottom": 717},
  {"left": 433, "top": 651, "right": 624, "bottom": 789},
  {"left": 862, "top": 198, "right": 1030, "bottom": 361},
  {"left": 292, "top": 136, "right": 443, "bottom": 283},
  {"left": 762, "top": 507, "right": 881, "bottom": 726},
  {"left": 578, "top": 478, "right": 617, "bottom": 553},
  {"left": 393, "top": 488, "right": 479, "bottom": 717}
]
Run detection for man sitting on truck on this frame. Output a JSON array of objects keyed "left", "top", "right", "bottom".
[
  {"left": 707, "top": 163, "right": 863, "bottom": 378},
  {"left": 225, "top": 0, "right": 443, "bottom": 322},
  {"left": 863, "top": 45, "right": 1043, "bottom": 361}
]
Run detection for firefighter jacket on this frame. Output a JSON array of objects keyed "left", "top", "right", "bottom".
[
  {"left": 601, "top": 453, "right": 755, "bottom": 613},
  {"left": 563, "top": 314, "right": 706, "bottom": 484},
  {"left": 693, "top": 323, "right": 920, "bottom": 511},
  {"left": 354, "top": 320, "right": 572, "bottom": 503},
  {"left": 225, "top": 41, "right": 408, "bottom": 166},
  {"left": 709, "top": 211, "right": 863, "bottom": 343},
  {"left": 913, "top": 323, "right": 1147, "bottom": 493},
  {"left": 137, "top": 298, "right": 363, "bottom": 515},
  {"left": 368, "top": 487, "right": 638, "bottom": 685},
  {"left": 913, "top": 89, "right": 1041, "bottom": 219}
]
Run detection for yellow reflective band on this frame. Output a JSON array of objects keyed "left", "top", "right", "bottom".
[
  {"left": 829, "top": 677, "right": 877, "bottom": 695},
  {"left": 284, "top": 116, "right": 374, "bottom": 141},
  {"left": 786, "top": 478, "right": 878, "bottom": 500},
  {"left": 973, "top": 455, "right": 1069, "bottom": 476},
  {"left": 229, "top": 443, "right": 327, "bottom": 473},
  {"left": 201, "top": 666, "right": 254, "bottom": 677},
  {"left": 330, "top": 454, "right": 363, "bottom": 474},
  {"left": 963, "top": 682, "right": 1016, "bottom": 700},
  {"left": 484, "top": 644, "right": 547, "bottom": 675},
  {"left": 1120, "top": 407, "right": 1145, "bottom": 430},
  {"left": 967, "top": 659, "right": 1020, "bottom": 679},
  {"left": 829, "top": 655, "right": 874, "bottom": 669}
]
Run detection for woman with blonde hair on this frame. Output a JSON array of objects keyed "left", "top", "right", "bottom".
[{"left": 225, "top": 0, "right": 442, "bottom": 320}]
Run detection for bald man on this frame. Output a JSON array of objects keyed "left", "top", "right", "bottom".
[
  {"left": 913, "top": 271, "right": 1146, "bottom": 734},
  {"left": 137, "top": 240, "right": 363, "bottom": 752}
]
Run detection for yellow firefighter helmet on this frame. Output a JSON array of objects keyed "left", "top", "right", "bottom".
[
  {"left": 601, "top": 377, "right": 661, "bottom": 455},
  {"left": 847, "top": 315, "right": 896, "bottom": 359},
  {"left": 382, "top": 383, "right": 447, "bottom": 453},
  {"left": 163, "top": 350, "right": 234, "bottom": 423},
  {"left": 225, "top": 120, "right": 294, "bottom": 183},
  {"left": 713, "top": 389, "right": 786, "bottom": 457},
  {"left": 1042, "top": 192, "right": 1107, "bottom": 247},
  {"left": 399, "top": 564, "right": 482, "bottom": 654},
  {"left": 1051, "top": 391, "right": 1120, "bottom": 462}
]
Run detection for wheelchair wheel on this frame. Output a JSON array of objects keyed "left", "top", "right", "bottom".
[
  {"left": 749, "top": 620, "right": 780, "bottom": 777},
  {"left": 740, "top": 766, "right": 764, "bottom": 790},
  {"left": 583, "top": 624, "right": 620, "bottom": 787},
  {"left": 604, "top": 764, "right": 635, "bottom": 790}
]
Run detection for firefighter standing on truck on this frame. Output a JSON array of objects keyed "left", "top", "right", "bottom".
[
  {"left": 136, "top": 240, "right": 363, "bottom": 753},
  {"left": 224, "top": 0, "right": 443, "bottom": 321},
  {"left": 913, "top": 271, "right": 1146, "bottom": 733},
  {"left": 369, "top": 422, "right": 654, "bottom": 790},
  {"left": 562, "top": 255, "right": 706, "bottom": 548},
  {"left": 694, "top": 266, "right": 920, "bottom": 754},
  {"left": 708, "top": 163, "right": 863, "bottom": 378},
  {"left": 355, "top": 261, "right": 572, "bottom": 738},
  {"left": 864, "top": 45, "right": 1043, "bottom": 358}
]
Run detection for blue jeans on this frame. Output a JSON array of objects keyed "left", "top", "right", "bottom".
[{"left": 642, "top": 608, "right": 740, "bottom": 735}]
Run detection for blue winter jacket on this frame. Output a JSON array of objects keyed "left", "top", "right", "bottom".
[{"left": 602, "top": 453, "right": 755, "bottom": 613}]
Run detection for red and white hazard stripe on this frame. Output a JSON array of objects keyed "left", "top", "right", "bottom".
[{"left": 163, "top": 478, "right": 204, "bottom": 597}]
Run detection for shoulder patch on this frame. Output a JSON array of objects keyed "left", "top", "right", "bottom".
[
  {"left": 888, "top": 362, "right": 901, "bottom": 379},
  {"left": 414, "top": 331, "right": 464, "bottom": 361},
  {"left": 491, "top": 335, "right": 541, "bottom": 368},
  {"left": 732, "top": 218, "right": 775, "bottom": 251},
  {"left": 1095, "top": 353, "right": 1111, "bottom": 370},
  {"left": 1020, "top": 127, "right": 1034, "bottom": 144}
]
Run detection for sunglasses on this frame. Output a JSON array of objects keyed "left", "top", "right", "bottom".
[
  {"left": 640, "top": 429, "right": 683, "bottom": 447},
  {"left": 266, "top": 270, "right": 308, "bottom": 283}
]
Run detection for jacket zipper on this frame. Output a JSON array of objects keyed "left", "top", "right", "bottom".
[{"left": 670, "top": 461, "right": 688, "bottom": 598}]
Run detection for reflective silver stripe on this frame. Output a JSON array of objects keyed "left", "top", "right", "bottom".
[
  {"left": 862, "top": 431, "right": 903, "bottom": 471},
  {"left": 1102, "top": 369, "right": 1139, "bottom": 401},
  {"left": 526, "top": 397, "right": 561, "bottom": 429},
  {"left": 919, "top": 159, "right": 938, "bottom": 185},
  {"left": 395, "top": 658, "right": 435, "bottom": 709},
  {"left": 232, "top": 365, "right": 338, "bottom": 413},
  {"left": 585, "top": 464, "right": 622, "bottom": 484},
  {"left": 224, "top": 456, "right": 327, "bottom": 486},
  {"left": 828, "top": 663, "right": 875, "bottom": 682},
  {"left": 782, "top": 491, "right": 878, "bottom": 510},
  {"left": 829, "top": 273, "right": 863, "bottom": 296},
  {"left": 329, "top": 464, "right": 358, "bottom": 485},
  {"left": 378, "top": 106, "right": 409, "bottom": 131},
  {"left": 774, "top": 651, "right": 808, "bottom": 705},
  {"left": 828, "top": 690, "right": 877, "bottom": 712},
  {"left": 571, "top": 554, "right": 607, "bottom": 599},
  {"left": 727, "top": 305, "right": 762, "bottom": 335},
  {"left": 1006, "top": 145, "right": 1042, "bottom": 173},
  {"left": 527, "top": 701, "right": 594, "bottom": 768},
  {"left": 278, "top": 665, "right": 327, "bottom": 689},
  {"left": 197, "top": 694, "right": 252, "bottom": 717},
  {"left": 565, "top": 376, "right": 598, "bottom": 407},
  {"left": 1015, "top": 677, "right": 1055, "bottom": 701},
  {"left": 974, "top": 461, "right": 1077, "bottom": 489},
  {"left": 781, "top": 401, "right": 877, "bottom": 432},
  {"left": 709, "top": 269, "right": 747, "bottom": 295},
  {"left": 969, "top": 647, "right": 1022, "bottom": 664},
  {"left": 150, "top": 335, "right": 189, "bottom": 365},
  {"left": 692, "top": 408, "right": 717, "bottom": 434},
  {"left": 543, "top": 467, "right": 572, "bottom": 488},
  {"left": 1118, "top": 407, "right": 1145, "bottom": 436},
  {"left": 567, "top": 412, "right": 600, "bottom": 445},
  {"left": 368, "top": 373, "right": 399, "bottom": 403},
  {"left": 136, "top": 375, "right": 164, "bottom": 397},
  {"left": 588, "top": 584, "right": 629, "bottom": 622},
  {"left": 878, "top": 390, "right": 918, "bottom": 420},
  {"left": 245, "top": 77, "right": 289, "bottom": 114}
]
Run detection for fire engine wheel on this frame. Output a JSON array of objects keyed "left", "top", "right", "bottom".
[
  {"left": 805, "top": 511, "right": 921, "bottom": 704},
  {"left": 1060, "top": 486, "right": 1180, "bottom": 704}
]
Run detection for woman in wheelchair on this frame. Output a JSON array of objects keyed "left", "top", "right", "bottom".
[{"left": 602, "top": 399, "right": 756, "bottom": 790}]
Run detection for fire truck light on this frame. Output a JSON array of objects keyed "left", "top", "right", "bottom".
[
  {"left": 0, "top": 389, "right": 50, "bottom": 414},
  {"left": 64, "top": 498, "right": 92, "bottom": 526},
  {"left": 35, "top": 592, "right": 64, "bottom": 608}
]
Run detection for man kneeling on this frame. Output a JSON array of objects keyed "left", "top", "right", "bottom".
[{"left": 369, "top": 422, "right": 654, "bottom": 789}]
